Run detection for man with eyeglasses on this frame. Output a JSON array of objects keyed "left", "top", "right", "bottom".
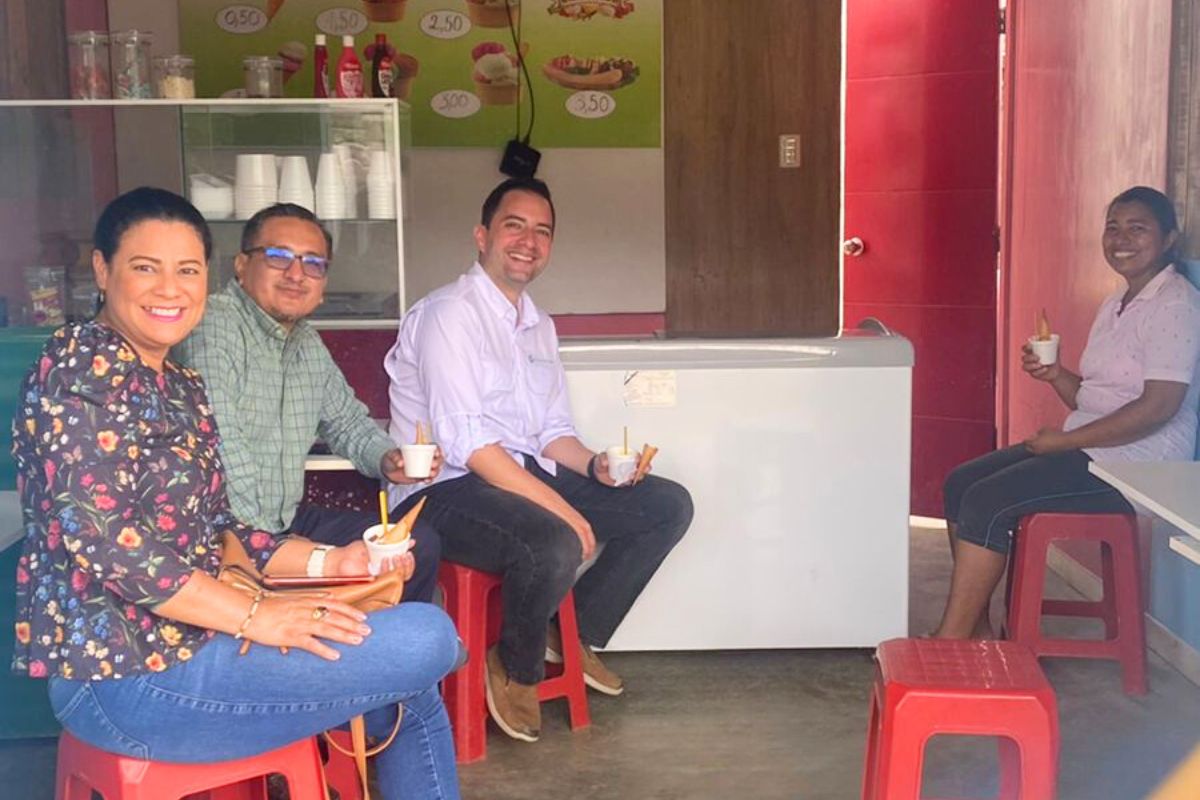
[{"left": 174, "top": 203, "right": 441, "bottom": 600}]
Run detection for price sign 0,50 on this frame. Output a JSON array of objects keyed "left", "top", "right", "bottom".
[
  {"left": 421, "top": 10, "right": 471, "bottom": 40},
  {"left": 316, "top": 8, "right": 368, "bottom": 36},
  {"left": 567, "top": 91, "right": 616, "bottom": 120},
  {"left": 431, "top": 90, "right": 480, "bottom": 119},
  {"left": 216, "top": 5, "right": 267, "bottom": 34}
]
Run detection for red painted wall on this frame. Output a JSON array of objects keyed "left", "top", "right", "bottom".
[
  {"left": 844, "top": 0, "right": 999, "bottom": 517},
  {"left": 1000, "top": 0, "right": 1173, "bottom": 445}
]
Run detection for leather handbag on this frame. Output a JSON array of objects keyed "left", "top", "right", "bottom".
[{"left": 218, "top": 532, "right": 406, "bottom": 800}]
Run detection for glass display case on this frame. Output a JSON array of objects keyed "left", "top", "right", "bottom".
[{"left": 0, "top": 99, "right": 408, "bottom": 326}]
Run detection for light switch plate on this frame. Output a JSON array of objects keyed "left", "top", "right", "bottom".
[{"left": 779, "top": 134, "right": 801, "bottom": 168}]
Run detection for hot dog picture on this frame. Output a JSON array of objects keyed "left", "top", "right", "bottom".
[
  {"left": 542, "top": 55, "right": 638, "bottom": 91},
  {"left": 547, "top": 0, "right": 635, "bottom": 20}
]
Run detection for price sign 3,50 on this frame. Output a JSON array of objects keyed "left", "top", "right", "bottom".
[{"left": 567, "top": 91, "right": 616, "bottom": 120}]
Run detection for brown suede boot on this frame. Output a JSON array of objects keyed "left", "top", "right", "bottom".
[
  {"left": 545, "top": 624, "right": 625, "bottom": 696},
  {"left": 485, "top": 646, "right": 541, "bottom": 742}
]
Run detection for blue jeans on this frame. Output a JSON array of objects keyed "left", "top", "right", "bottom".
[
  {"left": 48, "top": 603, "right": 461, "bottom": 800},
  {"left": 396, "top": 458, "right": 693, "bottom": 684}
]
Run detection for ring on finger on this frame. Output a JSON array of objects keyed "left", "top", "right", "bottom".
[{"left": 312, "top": 606, "right": 329, "bottom": 621}]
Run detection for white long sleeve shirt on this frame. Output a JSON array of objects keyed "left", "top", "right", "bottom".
[{"left": 384, "top": 263, "right": 578, "bottom": 506}]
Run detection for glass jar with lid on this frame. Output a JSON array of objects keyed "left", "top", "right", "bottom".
[
  {"left": 153, "top": 55, "right": 196, "bottom": 98},
  {"left": 110, "top": 30, "right": 153, "bottom": 99},
  {"left": 243, "top": 56, "right": 284, "bottom": 98},
  {"left": 66, "top": 31, "right": 111, "bottom": 99}
]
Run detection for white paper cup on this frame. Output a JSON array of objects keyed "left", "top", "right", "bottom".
[
  {"left": 606, "top": 446, "right": 639, "bottom": 486},
  {"left": 362, "top": 523, "right": 416, "bottom": 576},
  {"left": 1029, "top": 333, "right": 1060, "bottom": 366},
  {"left": 400, "top": 443, "right": 437, "bottom": 479}
]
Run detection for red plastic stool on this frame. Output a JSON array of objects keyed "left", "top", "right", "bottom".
[
  {"left": 55, "top": 730, "right": 328, "bottom": 800},
  {"left": 861, "top": 638, "right": 1059, "bottom": 800},
  {"left": 438, "top": 561, "right": 590, "bottom": 763},
  {"left": 1006, "top": 512, "right": 1147, "bottom": 695}
]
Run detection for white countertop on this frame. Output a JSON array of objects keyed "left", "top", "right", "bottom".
[
  {"left": 560, "top": 331, "right": 914, "bottom": 371},
  {"left": 1089, "top": 461, "right": 1200, "bottom": 541}
]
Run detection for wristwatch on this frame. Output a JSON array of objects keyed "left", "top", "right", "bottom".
[{"left": 306, "top": 545, "right": 334, "bottom": 578}]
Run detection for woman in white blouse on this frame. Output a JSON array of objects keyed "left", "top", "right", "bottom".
[{"left": 935, "top": 186, "right": 1200, "bottom": 639}]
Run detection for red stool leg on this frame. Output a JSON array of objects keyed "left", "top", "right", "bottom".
[
  {"left": 539, "top": 590, "right": 590, "bottom": 730},
  {"left": 272, "top": 738, "right": 328, "bottom": 800},
  {"left": 1111, "top": 532, "right": 1148, "bottom": 695},
  {"left": 322, "top": 731, "right": 364, "bottom": 800},
  {"left": 874, "top": 708, "right": 925, "bottom": 800},
  {"left": 859, "top": 681, "right": 882, "bottom": 800},
  {"left": 1006, "top": 517, "right": 1049, "bottom": 645},
  {"left": 1099, "top": 541, "right": 1119, "bottom": 639},
  {"left": 439, "top": 563, "right": 491, "bottom": 763}
]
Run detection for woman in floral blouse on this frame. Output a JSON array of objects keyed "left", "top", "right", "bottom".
[{"left": 12, "top": 187, "right": 461, "bottom": 799}]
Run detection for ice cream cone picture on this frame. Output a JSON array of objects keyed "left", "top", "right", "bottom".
[
  {"left": 378, "top": 496, "right": 427, "bottom": 544},
  {"left": 466, "top": 0, "right": 521, "bottom": 28},
  {"left": 265, "top": 0, "right": 286, "bottom": 21},
  {"left": 362, "top": 0, "right": 408, "bottom": 22},
  {"left": 471, "top": 41, "right": 522, "bottom": 105},
  {"left": 393, "top": 54, "right": 419, "bottom": 102},
  {"left": 277, "top": 41, "right": 307, "bottom": 84}
]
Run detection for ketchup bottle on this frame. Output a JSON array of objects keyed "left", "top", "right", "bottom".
[
  {"left": 335, "top": 34, "right": 363, "bottom": 98},
  {"left": 370, "top": 33, "right": 394, "bottom": 98},
  {"left": 313, "top": 34, "right": 330, "bottom": 98}
]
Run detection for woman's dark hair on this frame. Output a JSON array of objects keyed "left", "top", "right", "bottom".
[
  {"left": 1108, "top": 186, "right": 1179, "bottom": 236},
  {"left": 93, "top": 186, "right": 213, "bottom": 262},
  {"left": 240, "top": 203, "right": 334, "bottom": 256},
  {"left": 480, "top": 177, "right": 555, "bottom": 231}
]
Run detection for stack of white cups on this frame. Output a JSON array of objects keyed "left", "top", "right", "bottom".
[
  {"left": 332, "top": 144, "right": 359, "bottom": 219},
  {"left": 277, "top": 156, "right": 314, "bottom": 212},
  {"left": 366, "top": 149, "right": 395, "bottom": 220},
  {"left": 315, "top": 152, "right": 347, "bottom": 220},
  {"left": 234, "top": 154, "right": 278, "bottom": 220}
]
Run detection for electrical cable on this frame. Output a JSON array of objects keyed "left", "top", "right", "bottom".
[{"left": 506, "top": 1, "right": 535, "bottom": 143}]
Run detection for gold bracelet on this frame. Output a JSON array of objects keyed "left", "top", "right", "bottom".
[{"left": 234, "top": 592, "right": 266, "bottom": 641}]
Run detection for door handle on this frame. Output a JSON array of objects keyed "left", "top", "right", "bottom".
[{"left": 842, "top": 237, "right": 865, "bottom": 257}]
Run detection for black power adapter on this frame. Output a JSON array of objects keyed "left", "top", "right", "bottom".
[{"left": 500, "top": 138, "right": 541, "bottom": 179}]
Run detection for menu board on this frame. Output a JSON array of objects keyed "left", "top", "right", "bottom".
[{"left": 179, "top": 0, "right": 661, "bottom": 148}]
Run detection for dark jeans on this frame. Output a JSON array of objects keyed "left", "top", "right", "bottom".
[
  {"left": 943, "top": 445, "right": 1134, "bottom": 554},
  {"left": 289, "top": 504, "right": 441, "bottom": 603},
  {"left": 394, "top": 459, "right": 693, "bottom": 684}
]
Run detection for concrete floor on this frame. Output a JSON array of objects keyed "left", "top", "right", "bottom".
[{"left": 5, "top": 524, "right": 1200, "bottom": 799}]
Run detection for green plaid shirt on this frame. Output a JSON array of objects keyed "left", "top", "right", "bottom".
[{"left": 173, "top": 281, "right": 393, "bottom": 532}]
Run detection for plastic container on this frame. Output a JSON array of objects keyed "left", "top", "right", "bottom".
[
  {"left": 335, "top": 35, "right": 363, "bottom": 98},
  {"left": 110, "top": 30, "right": 153, "bottom": 99},
  {"left": 243, "top": 56, "right": 284, "bottom": 98},
  {"left": 153, "top": 55, "right": 195, "bottom": 98},
  {"left": 67, "top": 31, "right": 111, "bottom": 99}
]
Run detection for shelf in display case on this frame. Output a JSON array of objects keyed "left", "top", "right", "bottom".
[{"left": 0, "top": 98, "right": 408, "bottom": 328}]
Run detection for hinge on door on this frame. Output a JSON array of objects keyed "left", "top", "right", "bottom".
[
  {"left": 993, "top": 226, "right": 1002, "bottom": 254},
  {"left": 997, "top": 7, "right": 1007, "bottom": 35}
]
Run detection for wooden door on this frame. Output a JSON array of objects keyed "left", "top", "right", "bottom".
[
  {"left": 663, "top": 0, "right": 841, "bottom": 337},
  {"left": 843, "top": 0, "right": 1001, "bottom": 516}
]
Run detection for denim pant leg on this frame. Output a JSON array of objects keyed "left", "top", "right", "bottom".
[
  {"left": 532, "top": 463, "right": 694, "bottom": 647},
  {"left": 952, "top": 448, "right": 1134, "bottom": 554},
  {"left": 406, "top": 475, "right": 582, "bottom": 684},
  {"left": 48, "top": 603, "right": 461, "bottom": 800},
  {"left": 292, "top": 504, "right": 442, "bottom": 603}
]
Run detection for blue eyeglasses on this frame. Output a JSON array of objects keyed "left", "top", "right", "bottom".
[{"left": 244, "top": 246, "right": 331, "bottom": 279}]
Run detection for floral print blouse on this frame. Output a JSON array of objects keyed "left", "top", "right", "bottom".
[{"left": 11, "top": 322, "right": 284, "bottom": 681}]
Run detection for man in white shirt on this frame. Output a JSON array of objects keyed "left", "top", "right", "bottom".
[{"left": 385, "top": 178, "right": 693, "bottom": 743}]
